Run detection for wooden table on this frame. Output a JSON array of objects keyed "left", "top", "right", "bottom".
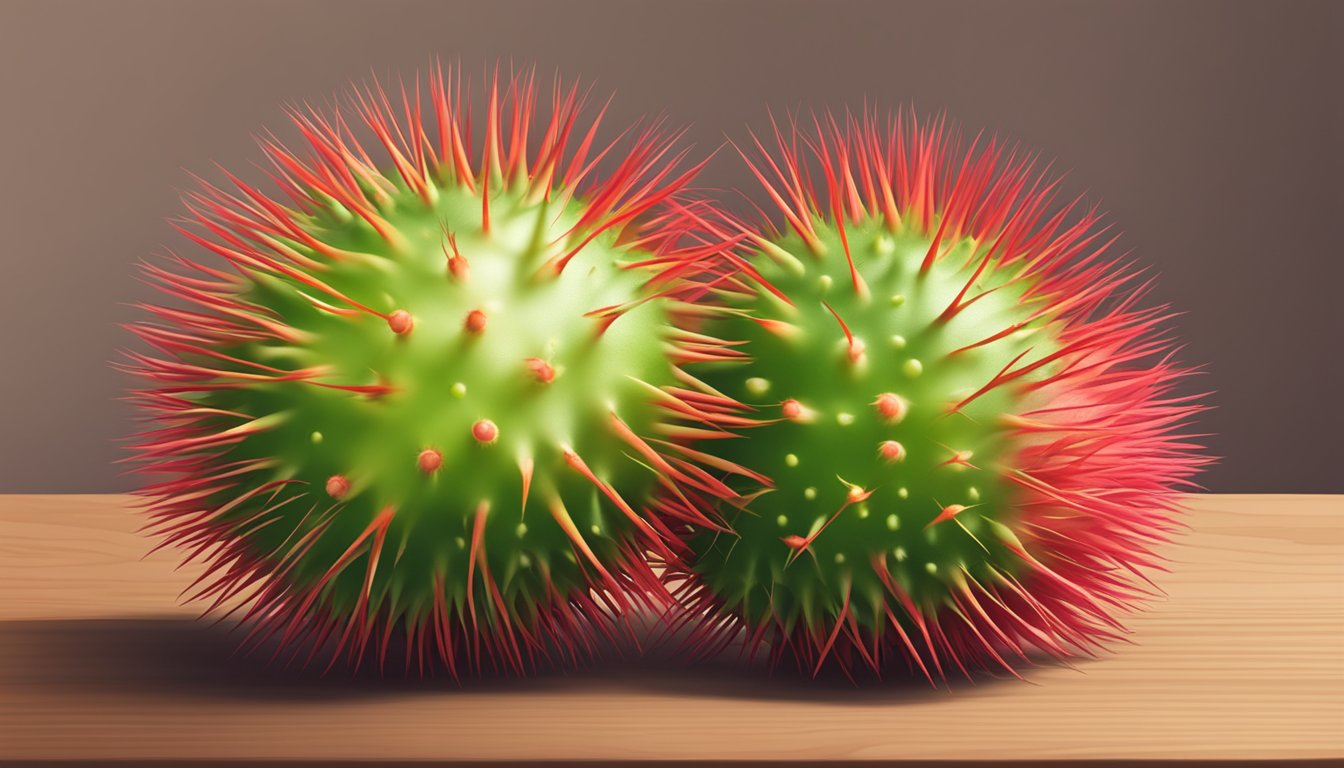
[{"left": 0, "top": 494, "right": 1340, "bottom": 765}]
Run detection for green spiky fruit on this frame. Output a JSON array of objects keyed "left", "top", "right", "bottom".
[
  {"left": 701, "top": 226, "right": 1045, "bottom": 606},
  {"left": 667, "top": 115, "right": 1205, "bottom": 680},
  {"left": 128, "top": 68, "right": 729, "bottom": 675}
]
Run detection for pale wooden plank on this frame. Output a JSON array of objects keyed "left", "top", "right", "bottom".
[{"left": 0, "top": 494, "right": 1340, "bottom": 762}]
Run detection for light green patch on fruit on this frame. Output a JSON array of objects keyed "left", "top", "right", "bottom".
[{"left": 745, "top": 377, "right": 771, "bottom": 396}]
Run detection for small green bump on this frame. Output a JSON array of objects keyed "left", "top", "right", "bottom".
[
  {"left": 818, "top": 274, "right": 833, "bottom": 292},
  {"left": 804, "top": 487, "right": 817, "bottom": 501},
  {"left": 834, "top": 553, "right": 846, "bottom": 565},
  {"left": 968, "top": 486, "right": 981, "bottom": 502},
  {"left": 450, "top": 382, "right": 467, "bottom": 398},
  {"left": 856, "top": 503, "right": 870, "bottom": 519},
  {"left": 897, "top": 487, "right": 909, "bottom": 499},
  {"left": 454, "top": 536, "right": 466, "bottom": 550},
  {"left": 886, "top": 513, "right": 900, "bottom": 531},
  {"left": 925, "top": 562, "right": 939, "bottom": 575},
  {"left": 889, "top": 334, "right": 907, "bottom": 350},
  {"left": 310, "top": 431, "right": 323, "bottom": 444},
  {"left": 874, "top": 235, "right": 895, "bottom": 256},
  {"left": 903, "top": 358, "right": 923, "bottom": 378},
  {"left": 776, "top": 514, "right": 789, "bottom": 527},
  {"left": 785, "top": 453, "right": 799, "bottom": 468},
  {"left": 745, "top": 377, "right": 771, "bottom": 396},
  {"left": 590, "top": 524, "right": 602, "bottom": 536},
  {"left": 890, "top": 294, "right": 906, "bottom": 308},
  {"left": 516, "top": 522, "right": 528, "bottom": 537},
  {"left": 894, "top": 546, "right": 907, "bottom": 562},
  {"left": 518, "top": 553, "right": 532, "bottom": 568},
  {"left": 836, "top": 412, "right": 855, "bottom": 426}
]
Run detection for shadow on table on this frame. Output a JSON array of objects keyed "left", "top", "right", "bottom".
[{"left": 0, "top": 616, "right": 1064, "bottom": 705}]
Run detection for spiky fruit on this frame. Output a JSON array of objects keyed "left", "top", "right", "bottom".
[
  {"left": 665, "top": 114, "right": 1208, "bottom": 681},
  {"left": 124, "top": 66, "right": 737, "bottom": 676}
]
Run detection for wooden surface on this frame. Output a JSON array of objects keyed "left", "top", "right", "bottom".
[{"left": 0, "top": 494, "right": 1340, "bottom": 764}]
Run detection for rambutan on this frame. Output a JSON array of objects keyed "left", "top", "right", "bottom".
[
  {"left": 123, "top": 65, "right": 740, "bottom": 676},
  {"left": 663, "top": 112, "right": 1210, "bottom": 681}
]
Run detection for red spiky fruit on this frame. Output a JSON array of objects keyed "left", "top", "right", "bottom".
[
  {"left": 663, "top": 112, "right": 1210, "bottom": 682},
  {"left": 122, "top": 65, "right": 741, "bottom": 676}
]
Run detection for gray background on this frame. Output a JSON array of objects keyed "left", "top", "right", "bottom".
[{"left": 0, "top": 0, "right": 1338, "bottom": 493}]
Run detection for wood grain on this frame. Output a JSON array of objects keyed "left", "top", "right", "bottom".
[{"left": 0, "top": 494, "right": 1340, "bottom": 764}]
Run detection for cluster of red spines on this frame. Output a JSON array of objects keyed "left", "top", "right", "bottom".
[
  {"left": 661, "top": 111, "right": 1210, "bottom": 682},
  {"left": 123, "top": 65, "right": 755, "bottom": 677}
]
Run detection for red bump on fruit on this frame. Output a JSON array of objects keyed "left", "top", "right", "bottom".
[
  {"left": 417, "top": 448, "right": 443, "bottom": 474},
  {"left": 387, "top": 310, "right": 414, "bottom": 335},
  {"left": 781, "top": 399, "right": 804, "bottom": 421},
  {"left": 847, "top": 336, "right": 866, "bottom": 363},
  {"left": 447, "top": 255, "right": 469, "bottom": 280},
  {"left": 464, "top": 309, "right": 488, "bottom": 334},
  {"left": 874, "top": 392, "right": 907, "bottom": 423},
  {"left": 325, "top": 475, "right": 350, "bottom": 499},
  {"left": 927, "top": 503, "right": 968, "bottom": 529},
  {"left": 879, "top": 440, "right": 906, "bottom": 463},
  {"left": 526, "top": 357, "right": 555, "bottom": 384},
  {"left": 472, "top": 419, "right": 498, "bottom": 444},
  {"left": 443, "top": 232, "right": 470, "bottom": 281}
]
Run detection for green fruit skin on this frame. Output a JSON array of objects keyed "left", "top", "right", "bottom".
[
  {"left": 195, "top": 182, "right": 677, "bottom": 629},
  {"left": 689, "top": 220, "right": 1060, "bottom": 637}
]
